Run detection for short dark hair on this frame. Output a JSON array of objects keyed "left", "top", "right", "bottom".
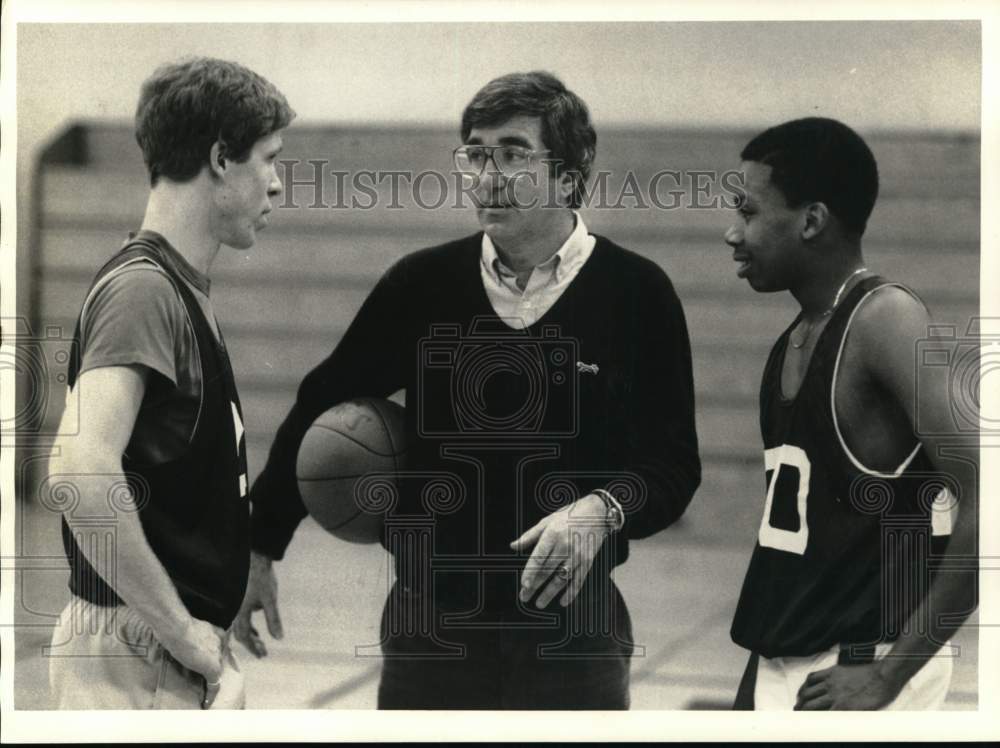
[
  {"left": 135, "top": 57, "right": 295, "bottom": 186},
  {"left": 460, "top": 71, "right": 596, "bottom": 209},
  {"left": 741, "top": 117, "right": 879, "bottom": 236}
]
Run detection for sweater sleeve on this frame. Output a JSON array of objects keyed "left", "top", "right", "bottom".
[
  {"left": 609, "top": 265, "right": 701, "bottom": 539},
  {"left": 249, "top": 258, "right": 412, "bottom": 560}
]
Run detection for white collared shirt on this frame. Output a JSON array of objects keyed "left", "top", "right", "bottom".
[{"left": 480, "top": 212, "right": 597, "bottom": 329}]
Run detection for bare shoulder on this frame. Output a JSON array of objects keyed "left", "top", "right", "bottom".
[{"left": 847, "top": 284, "right": 932, "bottom": 378}]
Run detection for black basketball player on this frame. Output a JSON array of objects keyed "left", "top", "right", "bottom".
[{"left": 724, "top": 118, "right": 977, "bottom": 710}]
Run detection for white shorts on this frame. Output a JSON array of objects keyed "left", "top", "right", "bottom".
[
  {"left": 755, "top": 641, "right": 954, "bottom": 710},
  {"left": 48, "top": 596, "right": 245, "bottom": 710}
]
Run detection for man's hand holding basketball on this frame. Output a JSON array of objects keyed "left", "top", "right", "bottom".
[
  {"left": 234, "top": 550, "right": 284, "bottom": 657},
  {"left": 510, "top": 494, "right": 612, "bottom": 609}
]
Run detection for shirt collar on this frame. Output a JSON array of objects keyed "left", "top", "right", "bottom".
[{"left": 481, "top": 212, "right": 591, "bottom": 284}]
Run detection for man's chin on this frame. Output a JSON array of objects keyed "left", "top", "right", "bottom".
[
  {"left": 224, "top": 233, "right": 256, "bottom": 251},
  {"left": 477, "top": 207, "right": 518, "bottom": 234},
  {"left": 745, "top": 275, "right": 784, "bottom": 294}
]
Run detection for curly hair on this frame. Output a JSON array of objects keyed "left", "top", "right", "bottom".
[
  {"left": 741, "top": 117, "right": 879, "bottom": 237},
  {"left": 135, "top": 57, "right": 295, "bottom": 185},
  {"left": 460, "top": 71, "right": 596, "bottom": 209}
]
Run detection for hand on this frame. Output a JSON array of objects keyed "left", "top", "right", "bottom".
[
  {"left": 158, "top": 617, "right": 224, "bottom": 687},
  {"left": 203, "top": 648, "right": 247, "bottom": 710},
  {"left": 509, "top": 494, "right": 612, "bottom": 609},
  {"left": 233, "top": 550, "right": 284, "bottom": 657},
  {"left": 794, "top": 662, "right": 904, "bottom": 710}
]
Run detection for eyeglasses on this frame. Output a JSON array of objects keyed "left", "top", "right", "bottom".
[{"left": 452, "top": 145, "right": 550, "bottom": 177}]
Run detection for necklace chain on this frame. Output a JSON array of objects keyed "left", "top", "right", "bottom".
[{"left": 790, "top": 266, "right": 869, "bottom": 350}]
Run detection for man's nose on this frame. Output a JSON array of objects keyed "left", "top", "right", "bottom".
[
  {"left": 268, "top": 167, "right": 283, "bottom": 197},
  {"left": 477, "top": 159, "right": 506, "bottom": 191},
  {"left": 724, "top": 224, "right": 742, "bottom": 247},
  {"left": 483, "top": 151, "right": 504, "bottom": 176}
]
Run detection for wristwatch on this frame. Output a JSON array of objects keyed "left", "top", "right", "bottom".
[{"left": 592, "top": 489, "right": 626, "bottom": 533}]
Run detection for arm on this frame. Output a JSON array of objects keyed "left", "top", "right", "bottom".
[
  {"left": 248, "top": 259, "right": 412, "bottom": 560},
  {"left": 613, "top": 267, "right": 702, "bottom": 538},
  {"left": 52, "top": 365, "right": 224, "bottom": 683},
  {"left": 796, "top": 288, "right": 978, "bottom": 709},
  {"left": 237, "top": 259, "right": 411, "bottom": 655},
  {"left": 512, "top": 264, "right": 702, "bottom": 607}
]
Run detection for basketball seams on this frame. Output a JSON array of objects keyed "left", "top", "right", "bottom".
[
  {"left": 306, "top": 421, "right": 398, "bottom": 457},
  {"left": 369, "top": 397, "right": 408, "bottom": 477},
  {"left": 325, "top": 509, "right": 366, "bottom": 533},
  {"left": 296, "top": 398, "right": 405, "bottom": 543},
  {"left": 365, "top": 397, "right": 403, "bottom": 464}
]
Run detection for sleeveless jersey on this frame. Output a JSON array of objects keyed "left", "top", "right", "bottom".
[
  {"left": 60, "top": 237, "right": 250, "bottom": 629},
  {"left": 730, "top": 276, "right": 954, "bottom": 658}
]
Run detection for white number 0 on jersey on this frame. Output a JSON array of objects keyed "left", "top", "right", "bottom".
[{"left": 759, "top": 445, "right": 811, "bottom": 555}]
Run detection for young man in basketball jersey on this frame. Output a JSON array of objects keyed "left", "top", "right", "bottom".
[
  {"left": 46, "top": 57, "right": 293, "bottom": 709},
  {"left": 724, "top": 118, "right": 977, "bottom": 709},
  {"left": 237, "top": 71, "right": 701, "bottom": 708}
]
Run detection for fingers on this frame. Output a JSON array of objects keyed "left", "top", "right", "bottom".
[
  {"left": 248, "top": 624, "right": 268, "bottom": 658},
  {"left": 794, "top": 681, "right": 828, "bottom": 709},
  {"left": 518, "top": 532, "right": 559, "bottom": 600},
  {"left": 233, "top": 562, "right": 283, "bottom": 656},
  {"left": 559, "top": 532, "right": 600, "bottom": 607},
  {"left": 509, "top": 520, "right": 546, "bottom": 553},
  {"left": 804, "top": 666, "right": 833, "bottom": 685},
  {"left": 167, "top": 619, "right": 224, "bottom": 681},
  {"left": 518, "top": 518, "right": 609, "bottom": 608},
  {"left": 204, "top": 649, "right": 248, "bottom": 710},
  {"left": 202, "top": 677, "right": 221, "bottom": 710},
  {"left": 203, "top": 633, "right": 225, "bottom": 683},
  {"left": 514, "top": 500, "right": 612, "bottom": 608},
  {"left": 233, "top": 608, "right": 268, "bottom": 658},
  {"left": 232, "top": 607, "right": 250, "bottom": 644},
  {"left": 794, "top": 694, "right": 834, "bottom": 710},
  {"left": 232, "top": 553, "right": 282, "bottom": 656},
  {"left": 535, "top": 560, "right": 578, "bottom": 609},
  {"left": 232, "top": 607, "right": 259, "bottom": 657},
  {"left": 263, "top": 597, "right": 284, "bottom": 640},
  {"left": 793, "top": 667, "right": 831, "bottom": 709}
]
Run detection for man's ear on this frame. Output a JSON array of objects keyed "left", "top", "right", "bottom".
[
  {"left": 557, "top": 170, "right": 577, "bottom": 206},
  {"left": 209, "top": 141, "right": 227, "bottom": 179},
  {"left": 802, "top": 202, "right": 830, "bottom": 241}
]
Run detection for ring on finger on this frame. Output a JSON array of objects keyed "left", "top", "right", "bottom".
[{"left": 556, "top": 563, "right": 572, "bottom": 582}]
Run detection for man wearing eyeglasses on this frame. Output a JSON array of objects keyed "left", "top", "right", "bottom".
[{"left": 237, "top": 71, "right": 701, "bottom": 709}]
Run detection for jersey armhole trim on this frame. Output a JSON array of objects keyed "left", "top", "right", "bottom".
[{"left": 830, "top": 282, "right": 922, "bottom": 479}]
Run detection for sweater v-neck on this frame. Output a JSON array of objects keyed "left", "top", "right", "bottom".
[{"left": 468, "top": 232, "right": 606, "bottom": 332}]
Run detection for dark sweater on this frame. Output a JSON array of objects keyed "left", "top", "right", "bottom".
[{"left": 250, "top": 233, "right": 700, "bottom": 610}]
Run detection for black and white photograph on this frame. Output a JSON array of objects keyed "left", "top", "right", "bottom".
[{"left": 1, "top": 0, "right": 997, "bottom": 742}]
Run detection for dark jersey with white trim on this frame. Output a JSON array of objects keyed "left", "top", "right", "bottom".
[
  {"left": 730, "top": 276, "right": 953, "bottom": 658},
  {"left": 60, "top": 236, "right": 250, "bottom": 629}
]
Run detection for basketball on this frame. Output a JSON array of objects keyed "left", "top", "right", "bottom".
[{"left": 296, "top": 397, "right": 406, "bottom": 544}]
